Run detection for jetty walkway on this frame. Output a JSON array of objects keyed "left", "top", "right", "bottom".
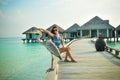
[{"left": 58, "top": 39, "right": 120, "bottom": 80}]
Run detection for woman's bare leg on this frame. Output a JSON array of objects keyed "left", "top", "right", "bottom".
[
  {"left": 60, "top": 47, "right": 77, "bottom": 62},
  {"left": 65, "top": 47, "right": 76, "bottom": 62},
  {"left": 60, "top": 47, "right": 68, "bottom": 61}
]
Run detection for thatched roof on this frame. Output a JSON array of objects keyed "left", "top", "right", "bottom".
[
  {"left": 23, "top": 27, "right": 39, "bottom": 34},
  {"left": 116, "top": 25, "right": 120, "bottom": 30},
  {"left": 64, "top": 23, "right": 80, "bottom": 32},
  {"left": 79, "top": 16, "right": 114, "bottom": 30},
  {"left": 47, "top": 24, "right": 64, "bottom": 33}
]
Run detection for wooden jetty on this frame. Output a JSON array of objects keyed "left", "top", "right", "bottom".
[
  {"left": 58, "top": 39, "right": 120, "bottom": 80},
  {"left": 47, "top": 39, "right": 120, "bottom": 80}
]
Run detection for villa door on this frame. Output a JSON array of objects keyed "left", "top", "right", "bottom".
[
  {"left": 91, "top": 30, "right": 97, "bottom": 37},
  {"left": 29, "top": 34, "right": 32, "bottom": 39}
]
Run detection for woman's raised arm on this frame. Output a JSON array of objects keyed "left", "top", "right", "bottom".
[{"left": 37, "top": 28, "right": 54, "bottom": 37}]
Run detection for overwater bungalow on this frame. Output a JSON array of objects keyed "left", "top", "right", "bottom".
[
  {"left": 64, "top": 23, "right": 80, "bottom": 40},
  {"left": 78, "top": 16, "right": 114, "bottom": 38},
  {"left": 22, "top": 27, "right": 40, "bottom": 43},
  {"left": 43, "top": 24, "right": 64, "bottom": 41},
  {"left": 116, "top": 25, "right": 120, "bottom": 37}
]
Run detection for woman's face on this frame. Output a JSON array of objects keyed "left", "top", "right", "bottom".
[{"left": 53, "top": 28, "right": 58, "bottom": 34}]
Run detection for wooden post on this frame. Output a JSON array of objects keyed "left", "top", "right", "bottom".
[
  {"left": 107, "top": 37, "right": 109, "bottom": 42},
  {"left": 114, "top": 36, "right": 115, "bottom": 42},
  {"left": 117, "top": 37, "right": 118, "bottom": 42},
  {"left": 106, "top": 46, "right": 108, "bottom": 51},
  {"left": 27, "top": 39, "right": 29, "bottom": 43},
  {"left": 115, "top": 51, "right": 119, "bottom": 55},
  {"left": 110, "top": 48, "right": 113, "bottom": 53}
]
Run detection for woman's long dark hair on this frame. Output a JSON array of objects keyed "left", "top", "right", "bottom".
[
  {"left": 51, "top": 26, "right": 58, "bottom": 40},
  {"left": 51, "top": 26, "right": 57, "bottom": 34}
]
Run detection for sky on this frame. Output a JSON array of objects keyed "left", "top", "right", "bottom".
[{"left": 0, "top": 0, "right": 120, "bottom": 38}]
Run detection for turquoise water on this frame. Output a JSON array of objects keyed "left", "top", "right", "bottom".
[
  {"left": 107, "top": 42, "right": 120, "bottom": 50},
  {"left": 0, "top": 38, "right": 51, "bottom": 80}
]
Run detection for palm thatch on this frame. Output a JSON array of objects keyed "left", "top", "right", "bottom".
[
  {"left": 79, "top": 16, "right": 114, "bottom": 30},
  {"left": 64, "top": 23, "right": 80, "bottom": 32},
  {"left": 23, "top": 27, "right": 39, "bottom": 34},
  {"left": 47, "top": 24, "right": 64, "bottom": 33}
]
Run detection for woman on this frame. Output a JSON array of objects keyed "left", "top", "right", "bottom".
[{"left": 37, "top": 26, "right": 77, "bottom": 62}]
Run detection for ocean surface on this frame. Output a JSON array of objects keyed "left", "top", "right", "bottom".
[
  {"left": 0, "top": 38, "right": 51, "bottom": 80},
  {"left": 106, "top": 42, "right": 120, "bottom": 50}
]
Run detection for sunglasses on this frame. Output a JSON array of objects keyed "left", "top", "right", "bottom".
[{"left": 53, "top": 29, "right": 57, "bottom": 31}]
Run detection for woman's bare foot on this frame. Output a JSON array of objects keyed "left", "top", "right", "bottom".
[
  {"left": 64, "top": 59, "right": 70, "bottom": 62},
  {"left": 71, "top": 60, "right": 77, "bottom": 63}
]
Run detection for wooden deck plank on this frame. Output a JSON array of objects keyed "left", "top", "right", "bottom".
[{"left": 58, "top": 39, "right": 120, "bottom": 80}]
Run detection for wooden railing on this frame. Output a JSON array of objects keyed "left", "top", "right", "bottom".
[
  {"left": 105, "top": 46, "right": 120, "bottom": 59},
  {"left": 91, "top": 39, "right": 120, "bottom": 59}
]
